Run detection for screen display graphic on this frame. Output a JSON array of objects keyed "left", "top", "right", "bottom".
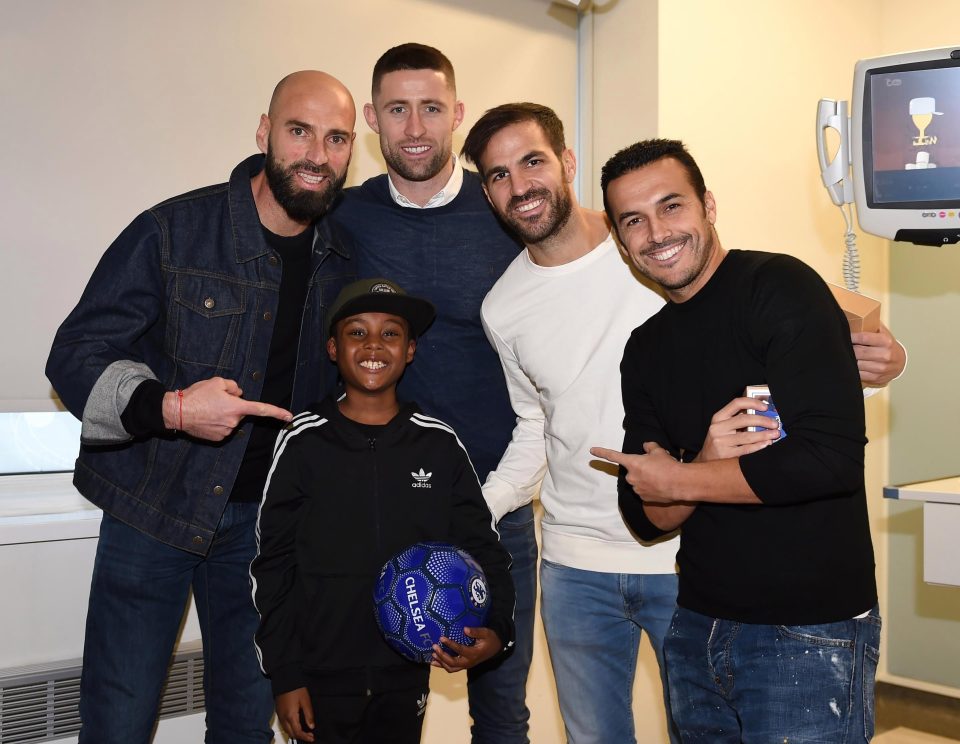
[{"left": 869, "top": 65, "right": 960, "bottom": 205}]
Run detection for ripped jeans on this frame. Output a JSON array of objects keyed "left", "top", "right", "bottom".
[{"left": 664, "top": 605, "right": 881, "bottom": 743}]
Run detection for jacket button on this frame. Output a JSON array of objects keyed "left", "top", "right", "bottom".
[
  {"left": 203, "top": 297, "right": 215, "bottom": 310},
  {"left": 192, "top": 535, "right": 204, "bottom": 545},
  {"left": 263, "top": 311, "right": 273, "bottom": 321},
  {"left": 213, "top": 485, "right": 224, "bottom": 496},
  {"left": 251, "top": 370, "right": 262, "bottom": 382},
  {"left": 268, "top": 255, "right": 279, "bottom": 266}
]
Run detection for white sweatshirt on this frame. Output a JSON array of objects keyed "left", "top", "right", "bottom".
[{"left": 481, "top": 234, "right": 679, "bottom": 574}]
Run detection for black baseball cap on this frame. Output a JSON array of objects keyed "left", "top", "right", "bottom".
[{"left": 327, "top": 278, "right": 436, "bottom": 337}]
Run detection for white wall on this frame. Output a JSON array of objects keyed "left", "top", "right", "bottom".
[
  {"left": 0, "top": 2, "right": 578, "bottom": 742},
  {"left": 0, "top": 0, "right": 579, "bottom": 411}
]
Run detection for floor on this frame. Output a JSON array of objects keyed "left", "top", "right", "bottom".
[
  {"left": 876, "top": 730, "right": 959, "bottom": 743},
  {"left": 876, "top": 680, "right": 960, "bottom": 741}
]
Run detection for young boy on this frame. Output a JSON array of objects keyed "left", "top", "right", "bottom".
[{"left": 250, "top": 278, "right": 515, "bottom": 744}]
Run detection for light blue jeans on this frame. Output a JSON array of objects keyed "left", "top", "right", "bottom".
[
  {"left": 665, "top": 605, "right": 881, "bottom": 743},
  {"left": 78, "top": 504, "right": 274, "bottom": 744},
  {"left": 540, "top": 559, "right": 681, "bottom": 744}
]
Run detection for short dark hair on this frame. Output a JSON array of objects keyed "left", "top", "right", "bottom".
[
  {"left": 371, "top": 43, "right": 456, "bottom": 99},
  {"left": 461, "top": 102, "right": 566, "bottom": 178},
  {"left": 600, "top": 139, "right": 707, "bottom": 226}
]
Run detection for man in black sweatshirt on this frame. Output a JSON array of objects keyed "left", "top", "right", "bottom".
[{"left": 591, "top": 139, "right": 881, "bottom": 743}]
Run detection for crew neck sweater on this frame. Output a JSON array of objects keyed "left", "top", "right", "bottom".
[
  {"left": 481, "top": 235, "right": 678, "bottom": 574},
  {"left": 619, "top": 250, "right": 876, "bottom": 624}
]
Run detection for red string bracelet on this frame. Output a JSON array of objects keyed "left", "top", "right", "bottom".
[{"left": 177, "top": 389, "right": 184, "bottom": 432}]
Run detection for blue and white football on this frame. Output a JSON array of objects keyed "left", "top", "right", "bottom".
[{"left": 373, "top": 542, "right": 490, "bottom": 664}]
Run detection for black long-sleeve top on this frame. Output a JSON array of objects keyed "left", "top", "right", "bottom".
[
  {"left": 251, "top": 396, "right": 515, "bottom": 696},
  {"left": 618, "top": 250, "right": 876, "bottom": 625}
]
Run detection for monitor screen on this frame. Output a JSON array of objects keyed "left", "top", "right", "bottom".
[
  {"left": 865, "top": 60, "right": 960, "bottom": 207},
  {"left": 851, "top": 47, "right": 960, "bottom": 244}
]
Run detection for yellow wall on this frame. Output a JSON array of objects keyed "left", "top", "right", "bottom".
[
  {"left": 651, "top": 0, "right": 959, "bottom": 697},
  {"left": 656, "top": 0, "right": 887, "bottom": 285},
  {"left": 652, "top": 8, "right": 895, "bottom": 690}
]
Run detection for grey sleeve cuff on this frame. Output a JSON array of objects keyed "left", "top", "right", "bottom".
[{"left": 80, "top": 361, "right": 159, "bottom": 444}]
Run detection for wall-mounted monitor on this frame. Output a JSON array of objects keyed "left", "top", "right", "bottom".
[{"left": 852, "top": 46, "right": 960, "bottom": 245}]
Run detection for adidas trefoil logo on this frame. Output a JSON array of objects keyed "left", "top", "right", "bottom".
[
  {"left": 416, "top": 692, "right": 428, "bottom": 716},
  {"left": 411, "top": 468, "right": 432, "bottom": 489}
]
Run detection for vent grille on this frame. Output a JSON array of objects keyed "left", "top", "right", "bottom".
[{"left": 0, "top": 641, "right": 204, "bottom": 743}]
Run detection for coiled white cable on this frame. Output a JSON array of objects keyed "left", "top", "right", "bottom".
[{"left": 840, "top": 203, "right": 860, "bottom": 293}]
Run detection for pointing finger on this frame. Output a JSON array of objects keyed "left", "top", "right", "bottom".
[
  {"left": 590, "top": 446, "right": 625, "bottom": 465},
  {"left": 235, "top": 400, "right": 294, "bottom": 422}
]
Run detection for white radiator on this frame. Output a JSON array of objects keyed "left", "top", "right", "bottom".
[{"left": 0, "top": 641, "right": 204, "bottom": 743}]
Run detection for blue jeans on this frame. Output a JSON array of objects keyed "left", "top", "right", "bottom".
[
  {"left": 468, "top": 502, "right": 538, "bottom": 744},
  {"left": 78, "top": 503, "right": 274, "bottom": 744},
  {"left": 540, "top": 560, "right": 680, "bottom": 744},
  {"left": 665, "top": 606, "right": 881, "bottom": 743}
]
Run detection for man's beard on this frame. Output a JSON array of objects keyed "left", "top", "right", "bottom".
[
  {"left": 632, "top": 230, "right": 715, "bottom": 293},
  {"left": 503, "top": 185, "right": 574, "bottom": 245},
  {"left": 265, "top": 147, "right": 347, "bottom": 223},
  {"left": 382, "top": 139, "right": 450, "bottom": 183}
]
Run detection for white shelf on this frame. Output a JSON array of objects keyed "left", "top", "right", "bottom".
[
  {"left": 884, "top": 476, "right": 960, "bottom": 587},
  {"left": 884, "top": 476, "right": 960, "bottom": 505}
]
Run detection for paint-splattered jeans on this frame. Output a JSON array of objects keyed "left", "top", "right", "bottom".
[{"left": 664, "top": 605, "right": 881, "bottom": 743}]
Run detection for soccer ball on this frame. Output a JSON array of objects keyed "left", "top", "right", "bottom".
[{"left": 373, "top": 542, "right": 490, "bottom": 664}]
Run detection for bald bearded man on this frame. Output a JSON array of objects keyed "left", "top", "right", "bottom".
[{"left": 46, "top": 70, "right": 357, "bottom": 744}]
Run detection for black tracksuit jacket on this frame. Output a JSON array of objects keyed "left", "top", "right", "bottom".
[{"left": 251, "top": 396, "right": 516, "bottom": 696}]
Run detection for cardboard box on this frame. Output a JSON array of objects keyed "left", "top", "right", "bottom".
[{"left": 827, "top": 283, "right": 881, "bottom": 333}]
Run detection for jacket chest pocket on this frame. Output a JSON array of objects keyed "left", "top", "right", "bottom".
[{"left": 167, "top": 274, "right": 247, "bottom": 370}]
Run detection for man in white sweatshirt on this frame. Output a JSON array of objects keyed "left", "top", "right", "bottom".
[{"left": 461, "top": 103, "right": 679, "bottom": 744}]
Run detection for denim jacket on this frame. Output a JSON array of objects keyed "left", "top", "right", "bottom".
[{"left": 46, "top": 155, "right": 353, "bottom": 554}]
